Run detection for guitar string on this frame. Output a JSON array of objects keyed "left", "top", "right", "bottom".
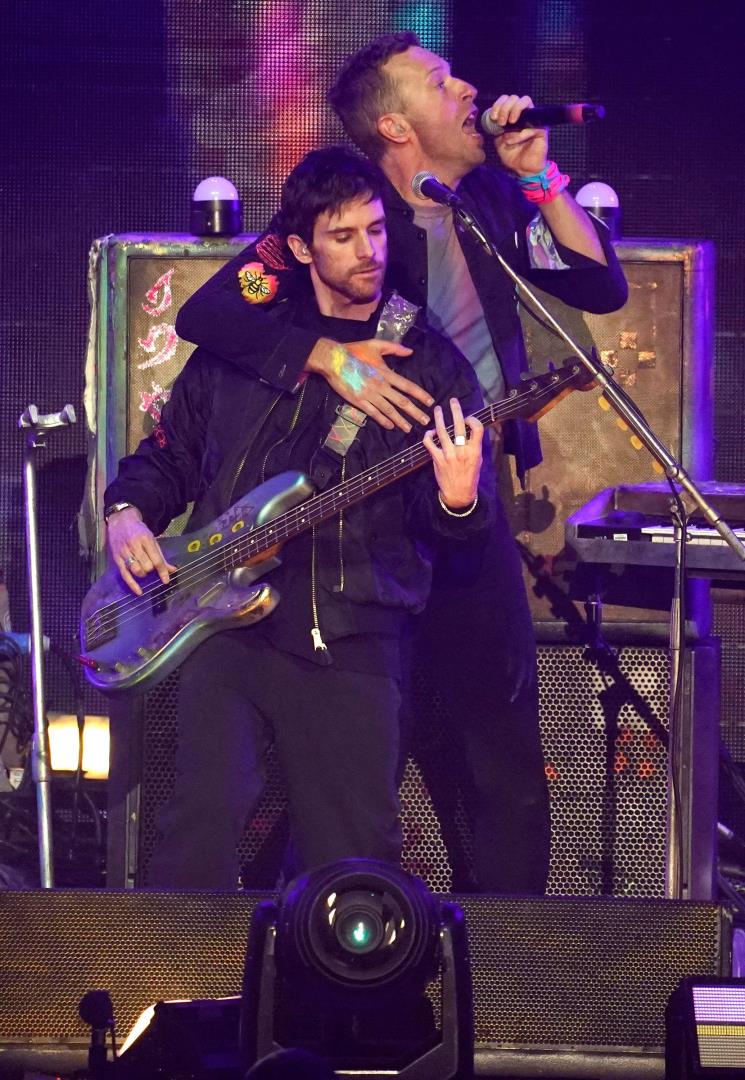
[
  {"left": 87, "top": 385, "right": 528, "bottom": 632},
  {"left": 86, "top": 374, "right": 575, "bottom": 645},
  {"left": 86, "top": 372, "right": 578, "bottom": 647},
  {"left": 88, "top": 390, "right": 526, "bottom": 629}
]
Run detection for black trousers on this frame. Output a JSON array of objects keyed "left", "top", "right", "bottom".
[
  {"left": 147, "top": 631, "right": 402, "bottom": 889},
  {"left": 410, "top": 492, "right": 551, "bottom": 895}
]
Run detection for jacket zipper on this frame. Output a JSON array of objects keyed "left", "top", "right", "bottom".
[
  {"left": 228, "top": 391, "right": 284, "bottom": 504},
  {"left": 229, "top": 381, "right": 341, "bottom": 663}
]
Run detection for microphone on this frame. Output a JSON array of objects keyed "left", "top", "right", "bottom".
[
  {"left": 411, "top": 173, "right": 493, "bottom": 251},
  {"left": 79, "top": 990, "right": 115, "bottom": 1080},
  {"left": 481, "top": 102, "right": 605, "bottom": 136},
  {"left": 411, "top": 172, "right": 462, "bottom": 207}
]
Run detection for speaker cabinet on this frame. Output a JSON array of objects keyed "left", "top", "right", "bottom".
[
  {"left": 107, "top": 642, "right": 718, "bottom": 901},
  {"left": 0, "top": 888, "right": 730, "bottom": 1078},
  {"left": 511, "top": 240, "right": 715, "bottom": 638}
]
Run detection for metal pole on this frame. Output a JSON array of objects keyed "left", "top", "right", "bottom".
[
  {"left": 665, "top": 512, "right": 686, "bottom": 899},
  {"left": 19, "top": 404, "right": 77, "bottom": 888}
]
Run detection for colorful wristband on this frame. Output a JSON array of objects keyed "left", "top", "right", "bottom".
[{"left": 516, "top": 160, "right": 570, "bottom": 205}]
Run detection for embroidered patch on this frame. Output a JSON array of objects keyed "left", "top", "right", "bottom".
[
  {"left": 153, "top": 424, "right": 168, "bottom": 448},
  {"left": 237, "top": 261, "right": 279, "bottom": 304},
  {"left": 255, "top": 233, "right": 289, "bottom": 270}
]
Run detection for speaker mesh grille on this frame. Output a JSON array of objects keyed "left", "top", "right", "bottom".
[
  {"left": 540, "top": 645, "right": 668, "bottom": 898},
  {"left": 0, "top": 890, "right": 726, "bottom": 1052},
  {"left": 0, "top": 890, "right": 257, "bottom": 1045},
  {"left": 459, "top": 895, "right": 725, "bottom": 1049},
  {"left": 715, "top": 594, "right": 745, "bottom": 761}
]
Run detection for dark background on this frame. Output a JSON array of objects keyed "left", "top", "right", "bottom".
[{"left": 1, "top": 2, "right": 744, "bottom": 814}]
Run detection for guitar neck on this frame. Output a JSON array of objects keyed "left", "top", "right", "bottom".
[{"left": 226, "top": 362, "right": 583, "bottom": 566}]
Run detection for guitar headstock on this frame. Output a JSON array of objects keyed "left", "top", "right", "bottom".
[{"left": 483, "top": 359, "right": 595, "bottom": 429}]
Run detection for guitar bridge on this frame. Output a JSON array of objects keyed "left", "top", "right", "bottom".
[{"left": 84, "top": 610, "right": 116, "bottom": 651}]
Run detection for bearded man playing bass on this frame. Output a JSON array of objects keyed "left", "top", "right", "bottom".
[{"left": 103, "top": 146, "right": 490, "bottom": 889}]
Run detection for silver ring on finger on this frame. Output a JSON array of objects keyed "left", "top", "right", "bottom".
[
  {"left": 123, "top": 555, "right": 138, "bottom": 568},
  {"left": 453, "top": 434, "right": 467, "bottom": 447}
]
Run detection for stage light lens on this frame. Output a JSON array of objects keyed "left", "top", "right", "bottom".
[
  {"left": 337, "top": 910, "right": 382, "bottom": 954},
  {"left": 278, "top": 860, "right": 441, "bottom": 992}
]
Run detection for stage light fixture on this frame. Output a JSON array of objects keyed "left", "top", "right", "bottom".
[
  {"left": 116, "top": 996, "right": 242, "bottom": 1079},
  {"left": 666, "top": 977, "right": 745, "bottom": 1077},
  {"left": 241, "top": 858, "right": 473, "bottom": 1079},
  {"left": 47, "top": 711, "right": 110, "bottom": 778},
  {"left": 190, "top": 176, "right": 242, "bottom": 236},
  {"left": 576, "top": 180, "right": 622, "bottom": 240}
]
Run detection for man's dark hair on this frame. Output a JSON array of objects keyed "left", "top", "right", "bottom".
[
  {"left": 276, "top": 146, "right": 385, "bottom": 246},
  {"left": 327, "top": 31, "right": 420, "bottom": 161}
]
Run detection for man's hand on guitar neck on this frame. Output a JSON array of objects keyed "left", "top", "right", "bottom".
[
  {"left": 306, "top": 337, "right": 433, "bottom": 433},
  {"left": 106, "top": 506, "right": 177, "bottom": 596},
  {"left": 423, "top": 398, "right": 484, "bottom": 511}
]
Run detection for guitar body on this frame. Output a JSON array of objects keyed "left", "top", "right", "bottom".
[{"left": 80, "top": 471, "right": 314, "bottom": 696}]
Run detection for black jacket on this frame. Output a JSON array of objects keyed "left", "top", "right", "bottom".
[
  {"left": 175, "top": 167, "right": 628, "bottom": 476},
  {"left": 105, "top": 293, "right": 494, "bottom": 666}
]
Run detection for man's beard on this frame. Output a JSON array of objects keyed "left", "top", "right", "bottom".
[{"left": 340, "top": 265, "right": 384, "bottom": 305}]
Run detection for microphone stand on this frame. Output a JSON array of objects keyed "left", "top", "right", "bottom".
[
  {"left": 452, "top": 200, "right": 745, "bottom": 899},
  {"left": 18, "top": 403, "right": 77, "bottom": 888}
]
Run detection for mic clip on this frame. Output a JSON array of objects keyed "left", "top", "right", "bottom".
[{"left": 452, "top": 203, "right": 490, "bottom": 252}]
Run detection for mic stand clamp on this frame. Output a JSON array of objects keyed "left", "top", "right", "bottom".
[
  {"left": 454, "top": 205, "right": 742, "bottom": 899},
  {"left": 18, "top": 403, "right": 77, "bottom": 888}
]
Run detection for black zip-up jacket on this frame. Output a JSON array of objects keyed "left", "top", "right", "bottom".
[
  {"left": 175, "top": 168, "right": 628, "bottom": 478},
  {"left": 104, "top": 293, "right": 495, "bottom": 670}
]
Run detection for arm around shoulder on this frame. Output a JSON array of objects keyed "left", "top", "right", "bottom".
[{"left": 174, "top": 233, "right": 318, "bottom": 390}]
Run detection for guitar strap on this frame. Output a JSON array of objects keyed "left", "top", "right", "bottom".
[{"left": 321, "top": 291, "right": 420, "bottom": 460}]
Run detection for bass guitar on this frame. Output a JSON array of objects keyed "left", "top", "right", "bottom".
[{"left": 80, "top": 360, "right": 590, "bottom": 695}]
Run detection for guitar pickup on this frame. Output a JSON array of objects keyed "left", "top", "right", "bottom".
[{"left": 151, "top": 571, "right": 179, "bottom": 616}]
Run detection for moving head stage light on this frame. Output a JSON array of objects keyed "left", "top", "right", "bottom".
[{"left": 241, "top": 858, "right": 473, "bottom": 1079}]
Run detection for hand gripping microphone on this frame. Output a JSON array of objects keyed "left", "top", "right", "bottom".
[{"left": 481, "top": 102, "right": 605, "bottom": 136}]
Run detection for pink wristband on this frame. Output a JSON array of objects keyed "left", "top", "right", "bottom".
[{"left": 517, "top": 160, "right": 570, "bottom": 205}]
